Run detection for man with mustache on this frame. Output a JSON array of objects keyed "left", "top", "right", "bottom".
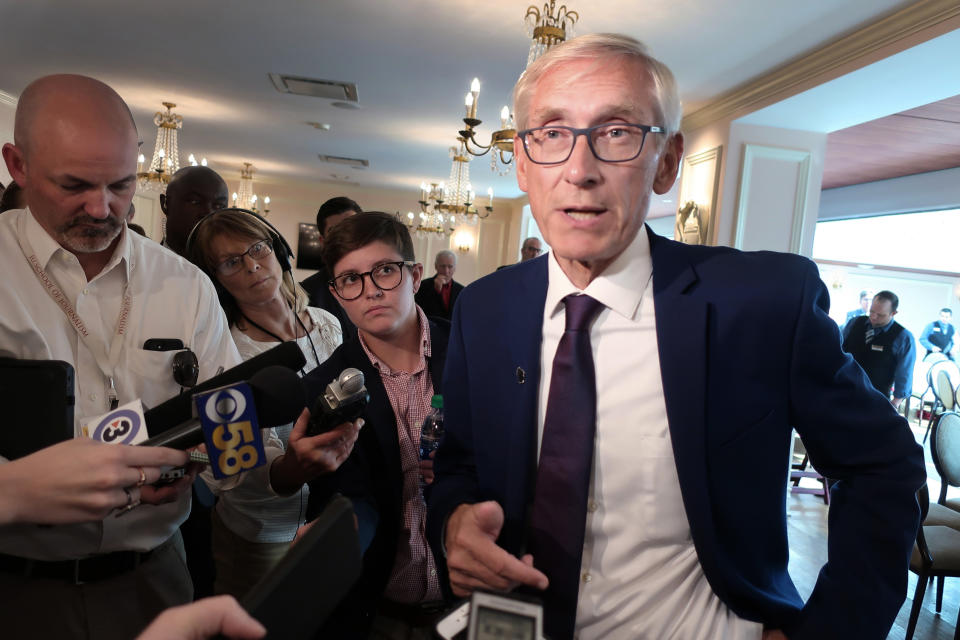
[{"left": 0, "top": 74, "right": 240, "bottom": 638}]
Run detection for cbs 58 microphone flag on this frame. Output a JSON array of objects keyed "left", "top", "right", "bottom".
[{"left": 194, "top": 381, "right": 267, "bottom": 479}]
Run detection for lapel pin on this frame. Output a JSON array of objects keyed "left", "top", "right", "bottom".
[{"left": 516, "top": 367, "right": 526, "bottom": 384}]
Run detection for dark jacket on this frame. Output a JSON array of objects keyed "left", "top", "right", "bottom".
[
  {"left": 427, "top": 228, "right": 925, "bottom": 639},
  {"left": 414, "top": 276, "right": 463, "bottom": 321},
  {"left": 305, "top": 317, "right": 450, "bottom": 637}
]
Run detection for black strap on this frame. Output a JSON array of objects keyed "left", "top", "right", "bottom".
[{"left": 241, "top": 308, "right": 321, "bottom": 372}]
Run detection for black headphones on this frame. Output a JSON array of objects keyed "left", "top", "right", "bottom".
[{"left": 185, "top": 207, "right": 294, "bottom": 273}]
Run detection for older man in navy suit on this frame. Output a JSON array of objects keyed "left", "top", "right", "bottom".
[{"left": 427, "top": 34, "right": 924, "bottom": 640}]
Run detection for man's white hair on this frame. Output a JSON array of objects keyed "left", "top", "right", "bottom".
[
  {"left": 513, "top": 33, "right": 682, "bottom": 136},
  {"left": 435, "top": 249, "right": 457, "bottom": 265}
]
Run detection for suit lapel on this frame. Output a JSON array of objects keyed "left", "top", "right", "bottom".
[
  {"left": 648, "top": 231, "right": 715, "bottom": 545},
  {"left": 349, "top": 339, "right": 402, "bottom": 478},
  {"left": 502, "top": 258, "right": 549, "bottom": 549}
]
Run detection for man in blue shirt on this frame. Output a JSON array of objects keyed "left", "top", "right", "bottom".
[
  {"left": 842, "top": 290, "right": 916, "bottom": 408},
  {"left": 920, "top": 308, "right": 955, "bottom": 360},
  {"left": 844, "top": 289, "right": 872, "bottom": 324}
]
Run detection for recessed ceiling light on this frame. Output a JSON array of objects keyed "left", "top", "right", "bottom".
[
  {"left": 661, "top": 199, "right": 673, "bottom": 203},
  {"left": 269, "top": 73, "right": 358, "bottom": 102},
  {"left": 331, "top": 101, "right": 361, "bottom": 110},
  {"left": 307, "top": 122, "right": 331, "bottom": 131},
  {"left": 319, "top": 154, "right": 369, "bottom": 169}
]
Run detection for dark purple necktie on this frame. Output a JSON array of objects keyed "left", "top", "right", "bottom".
[{"left": 528, "top": 293, "right": 604, "bottom": 640}]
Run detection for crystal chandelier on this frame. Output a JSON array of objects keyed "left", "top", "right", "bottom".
[
  {"left": 421, "top": 142, "right": 494, "bottom": 227},
  {"left": 455, "top": 0, "right": 578, "bottom": 175},
  {"left": 136, "top": 102, "right": 208, "bottom": 193},
  {"left": 137, "top": 102, "right": 181, "bottom": 192},
  {"left": 524, "top": 0, "right": 579, "bottom": 67},
  {"left": 231, "top": 163, "right": 271, "bottom": 215}
]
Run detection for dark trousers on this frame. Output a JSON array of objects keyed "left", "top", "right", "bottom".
[{"left": 0, "top": 532, "right": 192, "bottom": 640}]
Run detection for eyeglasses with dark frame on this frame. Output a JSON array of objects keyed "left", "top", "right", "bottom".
[
  {"left": 215, "top": 240, "right": 274, "bottom": 277},
  {"left": 329, "top": 261, "right": 417, "bottom": 300},
  {"left": 517, "top": 123, "right": 664, "bottom": 165}
]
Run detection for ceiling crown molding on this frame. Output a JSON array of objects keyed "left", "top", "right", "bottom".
[
  {"left": 682, "top": 0, "right": 960, "bottom": 132},
  {"left": 0, "top": 90, "right": 17, "bottom": 108}
]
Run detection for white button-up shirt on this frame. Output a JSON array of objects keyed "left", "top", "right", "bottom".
[
  {"left": 539, "top": 227, "right": 763, "bottom": 640},
  {"left": 0, "top": 207, "right": 241, "bottom": 559}
]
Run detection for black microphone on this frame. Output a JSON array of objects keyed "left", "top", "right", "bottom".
[
  {"left": 306, "top": 368, "right": 369, "bottom": 436},
  {"left": 144, "top": 341, "right": 307, "bottom": 437},
  {"left": 141, "top": 366, "right": 306, "bottom": 449}
]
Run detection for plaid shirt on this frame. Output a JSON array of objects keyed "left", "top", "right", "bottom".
[{"left": 359, "top": 306, "right": 442, "bottom": 603}]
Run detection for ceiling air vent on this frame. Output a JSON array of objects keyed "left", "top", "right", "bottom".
[
  {"left": 318, "top": 154, "right": 369, "bottom": 169},
  {"left": 269, "top": 73, "right": 359, "bottom": 103}
]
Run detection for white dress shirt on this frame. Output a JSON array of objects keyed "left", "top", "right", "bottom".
[
  {"left": 211, "top": 306, "right": 342, "bottom": 543},
  {"left": 0, "top": 208, "right": 241, "bottom": 559},
  {"left": 539, "top": 227, "right": 762, "bottom": 639}
]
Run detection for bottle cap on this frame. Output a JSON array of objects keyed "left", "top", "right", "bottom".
[{"left": 431, "top": 394, "right": 443, "bottom": 409}]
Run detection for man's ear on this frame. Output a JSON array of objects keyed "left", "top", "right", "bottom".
[
  {"left": 410, "top": 263, "right": 424, "bottom": 294},
  {"left": 653, "top": 132, "right": 684, "bottom": 195},
  {"left": 2, "top": 143, "right": 27, "bottom": 187},
  {"left": 515, "top": 135, "right": 530, "bottom": 194}
]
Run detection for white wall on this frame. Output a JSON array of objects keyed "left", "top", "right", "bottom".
[
  {"left": 0, "top": 99, "right": 15, "bottom": 186},
  {"left": 721, "top": 122, "right": 827, "bottom": 256}
]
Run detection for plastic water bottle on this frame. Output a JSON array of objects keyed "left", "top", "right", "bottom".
[{"left": 419, "top": 394, "right": 444, "bottom": 461}]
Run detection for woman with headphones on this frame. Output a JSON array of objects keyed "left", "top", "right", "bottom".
[{"left": 186, "top": 208, "right": 361, "bottom": 598}]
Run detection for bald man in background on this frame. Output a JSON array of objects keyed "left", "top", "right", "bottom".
[
  {"left": 160, "top": 165, "right": 230, "bottom": 256},
  {"left": 0, "top": 74, "right": 240, "bottom": 638}
]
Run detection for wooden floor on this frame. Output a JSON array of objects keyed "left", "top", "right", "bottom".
[{"left": 787, "top": 420, "right": 958, "bottom": 639}]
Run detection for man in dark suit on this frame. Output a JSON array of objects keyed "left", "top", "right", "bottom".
[
  {"left": 415, "top": 249, "right": 464, "bottom": 320},
  {"left": 300, "top": 196, "right": 361, "bottom": 339},
  {"left": 427, "top": 33, "right": 924, "bottom": 640}
]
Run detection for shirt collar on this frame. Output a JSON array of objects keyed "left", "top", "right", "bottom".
[
  {"left": 545, "top": 225, "right": 653, "bottom": 322},
  {"left": 872, "top": 318, "right": 895, "bottom": 333},
  {"left": 23, "top": 207, "right": 133, "bottom": 281},
  {"left": 359, "top": 305, "right": 432, "bottom": 376}
]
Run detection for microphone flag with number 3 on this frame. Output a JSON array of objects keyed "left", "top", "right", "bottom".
[
  {"left": 194, "top": 381, "right": 267, "bottom": 479},
  {"left": 82, "top": 399, "right": 149, "bottom": 445}
]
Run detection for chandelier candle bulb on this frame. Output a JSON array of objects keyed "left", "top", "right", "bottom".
[
  {"left": 500, "top": 106, "right": 510, "bottom": 128},
  {"left": 464, "top": 93, "right": 473, "bottom": 117},
  {"left": 469, "top": 78, "right": 480, "bottom": 119},
  {"left": 487, "top": 187, "right": 494, "bottom": 207}
]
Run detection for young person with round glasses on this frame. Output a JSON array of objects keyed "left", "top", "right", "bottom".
[
  {"left": 303, "top": 211, "right": 451, "bottom": 638},
  {"left": 186, "top": 208, "right": 360, "bottom": 599}
]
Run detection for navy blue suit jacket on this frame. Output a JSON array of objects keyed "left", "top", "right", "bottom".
[{"left": 427, "top": 229, "right": 924, "bottom": 638}]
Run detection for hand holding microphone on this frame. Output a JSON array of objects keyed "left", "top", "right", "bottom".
[
  {"left": 270, "top": 368, "right": 368, "bottom": 495},
  {"left": 0, "top": 438, "right": 189, "bottom": 525}
]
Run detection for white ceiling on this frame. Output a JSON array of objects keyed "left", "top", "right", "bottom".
[{"left": 0, "top": 0, "right": 916, "bottom": 208}]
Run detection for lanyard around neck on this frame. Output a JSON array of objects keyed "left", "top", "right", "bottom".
[
  {"left": 241, "top": 307, "right": 320, "bottom": 373},
  {"left": 16, "top": 215, "right": 131, "bottom": 409}
]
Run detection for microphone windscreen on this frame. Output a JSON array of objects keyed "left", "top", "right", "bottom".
[
  {"left": 146, "top": 342, "right": 307, "bottom": 436},
  {"left": 250, "top": 365, "right": 307, "bottom": 427}
]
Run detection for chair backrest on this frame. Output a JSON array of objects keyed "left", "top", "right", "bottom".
[
  {"left": 931, "top": 412, "right": 960, "bottom": 491},
  {"left": 937, "top": 370, "right": 957, "bottom": 410},
  {"left": 928, "top": 359, "right": 960, "bottom": 396}
]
